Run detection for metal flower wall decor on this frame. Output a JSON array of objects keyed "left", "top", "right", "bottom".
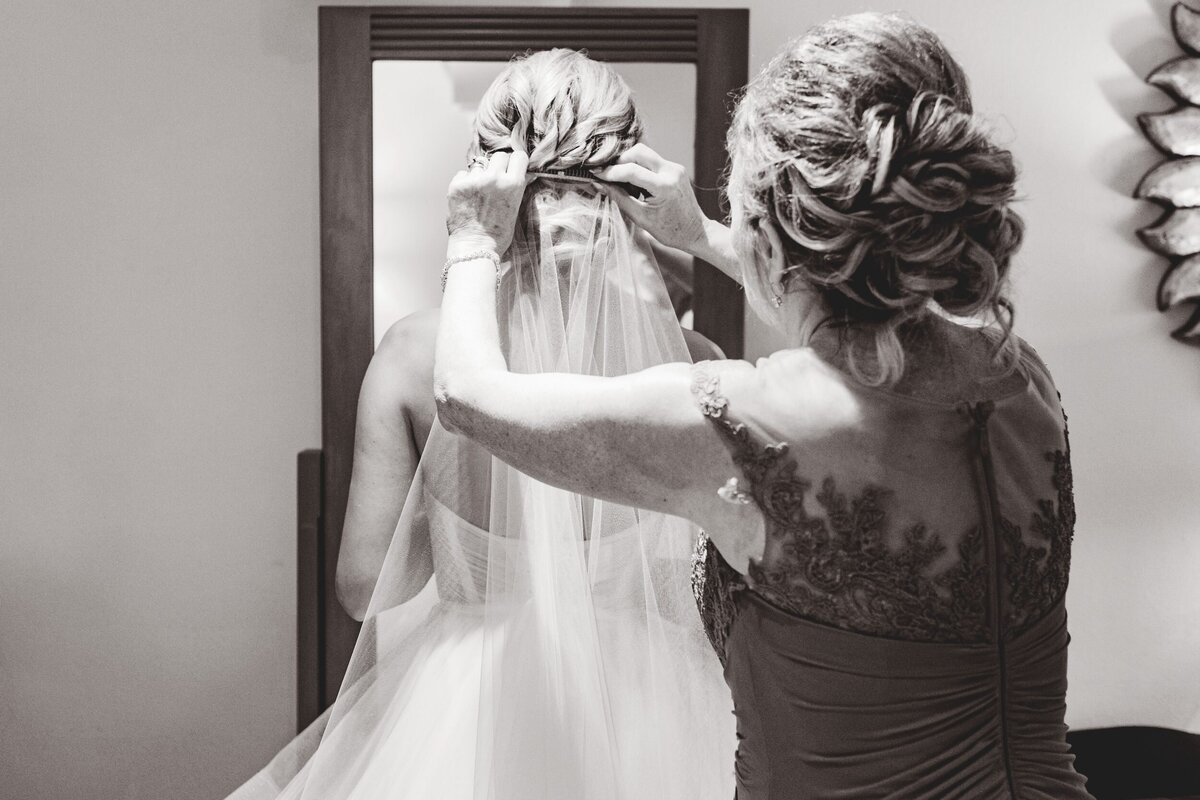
[{"left": 1137, "top": 2, "right": 1200, "bottom": 340}]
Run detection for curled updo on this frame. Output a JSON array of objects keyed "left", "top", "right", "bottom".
[
  {"left": 728, "top": 12, "right": 1024, "bottom": 384},
  {"left": 468, "top": 49, "right": 643, "bottom": 264},
  {"left": 468, "top": 48, "right": 642, "bottom": 171}
]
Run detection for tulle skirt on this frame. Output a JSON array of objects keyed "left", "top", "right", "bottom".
[{"left": 229, "top": 596, "right": 735, "bottom": 800}]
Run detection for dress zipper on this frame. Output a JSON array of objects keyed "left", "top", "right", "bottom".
[{"left": 967, "top": 400, "right": 1019, "bottom": 799}]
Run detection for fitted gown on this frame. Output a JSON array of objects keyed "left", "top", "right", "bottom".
[{"left": 689, "top": 341, "right": 1094, "bottom": 800}]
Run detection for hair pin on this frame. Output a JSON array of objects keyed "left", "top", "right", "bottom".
[
  {"left": 530, "top": 165, "right": 594, "bottom": 180},
  {"left": 528, "top": 166, "right": 649, "bottom": 200}
]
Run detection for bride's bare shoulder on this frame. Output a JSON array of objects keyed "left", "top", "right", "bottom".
[
  {"left": 377, "top": 308, "right": 440, "bottom": 364},
  {"left": 366, "top": 308, "right": 441, "bottom": 439}
]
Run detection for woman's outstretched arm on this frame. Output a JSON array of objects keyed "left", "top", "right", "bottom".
[
  {"left": 434, "top": 296, "right": 759, "bottom": 568},
  {"left": 436, "top": 145, "right": 761, "bottom": 568}
]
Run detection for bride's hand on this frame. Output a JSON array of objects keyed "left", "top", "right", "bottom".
[
  {"left": 593, "top": 143, "right": 709, "bottom": 255},
  {"left": 446, "top": 138, "right": 531, "bottom": 256}
]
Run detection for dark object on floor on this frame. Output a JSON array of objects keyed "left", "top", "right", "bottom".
[{"left": 1068, "top": 726, "right": 1200, "bottom": 799}]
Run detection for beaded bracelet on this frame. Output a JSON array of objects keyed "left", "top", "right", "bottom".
[{"left": 441, "top": 250, "right": 501, "bottom": 292}]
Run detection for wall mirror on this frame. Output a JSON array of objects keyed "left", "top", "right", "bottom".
[
  {"left": 373, "top": 59, "right": 698, "bottom": 341},
  {"left": 304, "top": 5, "right": 749, "bottom": 730}
]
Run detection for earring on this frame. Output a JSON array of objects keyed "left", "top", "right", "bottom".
[{"left": 771, "top": 292, "right": 783, "bottom": 308}]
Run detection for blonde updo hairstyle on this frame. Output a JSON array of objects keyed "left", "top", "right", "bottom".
[
  {"left": 469, "top": 48, "right": 641, "bottom": 171},
  {"left": 727, "top": 13, "right": 1024, "bottom": 385},
  {"left": 467, "top": 48, "right": 643, "bottom": 262}
]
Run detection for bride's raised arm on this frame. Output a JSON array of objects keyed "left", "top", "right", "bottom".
[{"left": 435, "top": 141, "right": 759, "bottom": 567}]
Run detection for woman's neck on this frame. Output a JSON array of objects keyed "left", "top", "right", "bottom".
[{"left": 802, "top": 313, "right": 1024, "bottom": 402}]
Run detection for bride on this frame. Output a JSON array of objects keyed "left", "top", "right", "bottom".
[{"left": 227, "top": 49, "right": 734, "bottom": 800}]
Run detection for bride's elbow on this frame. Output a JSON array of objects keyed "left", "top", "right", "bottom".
[{"left": 335, "top": 564, "right": 372, "bottom": 622}]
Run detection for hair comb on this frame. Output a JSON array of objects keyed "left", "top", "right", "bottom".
[{"left": 528, "top": 166, "right": 648, "bottom": 200}]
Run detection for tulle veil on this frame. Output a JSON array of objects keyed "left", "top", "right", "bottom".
[{"left": 226, "top": 182, "right": 735, "bottom": 799}]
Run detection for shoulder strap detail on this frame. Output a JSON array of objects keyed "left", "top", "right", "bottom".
[{"left": 690, "top": 365, "right": 790, "bottom": 478}]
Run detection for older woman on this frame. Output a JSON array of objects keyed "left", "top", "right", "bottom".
[{"left": 438, "top": 13, "right": 1092, "bottom": 800}]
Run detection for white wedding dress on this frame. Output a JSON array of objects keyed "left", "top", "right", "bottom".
[{"left": 227, "top": 185, "right": 736, "bottom": 800}]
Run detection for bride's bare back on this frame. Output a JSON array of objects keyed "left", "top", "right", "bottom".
[{"left": 335, "top": 307, "right": 724, "bottom": 619}]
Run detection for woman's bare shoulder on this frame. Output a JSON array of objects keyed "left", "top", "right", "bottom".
[
  {"left": 705, "top": 348, "right": 863, "bottom": 438},
  {"left": 1008, "top": 334, "right": 1064, "bottom": 410}
]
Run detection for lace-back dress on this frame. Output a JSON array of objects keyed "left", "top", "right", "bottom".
[{"left": 690, "top": 343, "right": 1092, "bottom": 800}]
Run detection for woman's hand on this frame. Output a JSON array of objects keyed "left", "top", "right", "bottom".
[
  {"left": 446, "top": 139, "right": 531, "bottom": 256},
  {"left": 594, "top": 144, "right": 709, "bottom": 254},
  {"left": 595, "top": 144, "right": 742, "bottom": 285}
]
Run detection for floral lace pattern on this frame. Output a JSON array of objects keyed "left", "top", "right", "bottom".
[
  {"left": 689, "top": 368, "right": 1075, "bottom": 658},
  {"left": 1003, "top": 432, "right": 1075, "bottom": 636},
  {"left": 690, "top": 532, "right": 744, "bottom": 665}
]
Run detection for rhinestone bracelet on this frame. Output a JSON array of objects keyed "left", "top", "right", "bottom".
[{"left": 441, "top": 250, "right": 501, "bottom": 292}]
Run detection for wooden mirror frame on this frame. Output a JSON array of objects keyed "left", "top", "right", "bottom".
[{"left": 301, "top": 4, "right": 749, "bottom": 730}]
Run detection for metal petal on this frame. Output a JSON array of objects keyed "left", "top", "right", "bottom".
[
  {"left": 1160, "top": 255, "right": 1200, "bottom": 309},
  {"left": 1139, "top": 208, "right": 1200, "bottom": 256},
  {"left": 1136, "top": 157, "right": 1200, "bottom": 206},
  {"left": 1139, "top": 106, "right": 1200, "bottom": 156}
]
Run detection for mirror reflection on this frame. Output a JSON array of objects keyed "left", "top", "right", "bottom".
[{"left": 372, "top": 60, "right": 697, "bottom": 347}]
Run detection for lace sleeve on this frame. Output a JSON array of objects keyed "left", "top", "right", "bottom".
[
  {"left": 687, "top": 363, "right": 771, "bottom": 664},
  {"left": 689, "top": 363, "right": 790, "bottom": 506}
]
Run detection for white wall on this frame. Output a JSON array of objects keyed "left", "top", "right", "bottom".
[
  {"left": 0, "top": 2, "right": 1196, "bottom": 800},
  {"left": 0, "top": 3, "right": 323, "bottom": 799}
]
